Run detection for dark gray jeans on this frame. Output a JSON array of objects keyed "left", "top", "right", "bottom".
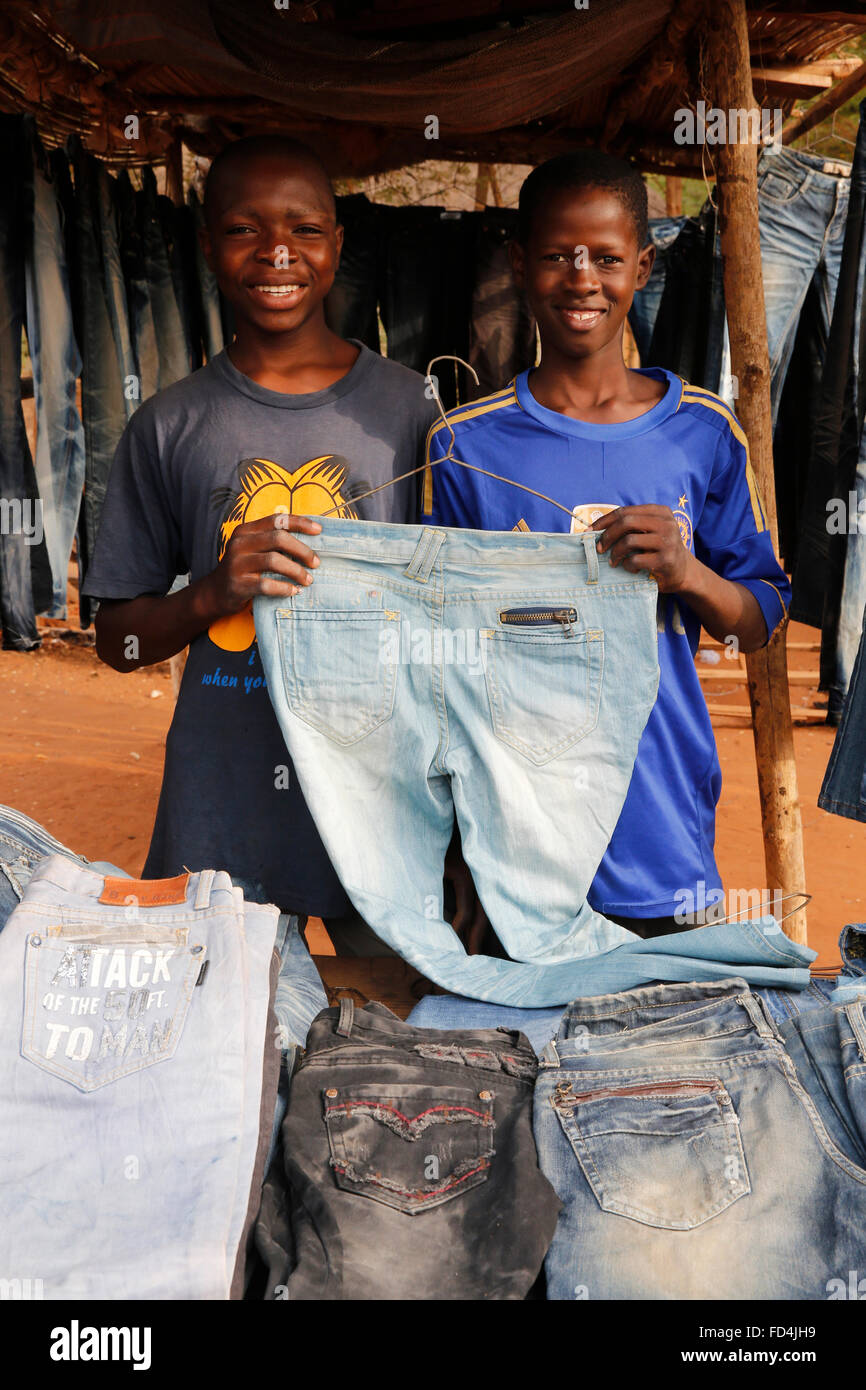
[{"left": 255, "top": 999, "right": 561, "bottom": 1299}]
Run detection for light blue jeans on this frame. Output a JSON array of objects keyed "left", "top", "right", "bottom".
[
  {"left": 23, "top": 119, "right": 86, "bottom": 619},
  {"left": 0, "top": 855, "right": 280, "bottom": 1299},
  {"left": 757, "top": 143, "right": 849, "bottom": 424},
  {"left": 256, "top": 518, "right": 662, "bottom": 1006},
  {"left": 535, "top": 976, "right": 866, "bottom": 1300},
  {"left": 407, "top": 917, "right": 815, "bottom": 1051}
]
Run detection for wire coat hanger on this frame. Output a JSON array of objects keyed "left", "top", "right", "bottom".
[{"left": 318, "top": 354, "right": 579, "bottom": 522}]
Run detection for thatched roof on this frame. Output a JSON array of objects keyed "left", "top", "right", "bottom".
[{"left": 2, "top": 1, "right": 865, "bottom": 175}]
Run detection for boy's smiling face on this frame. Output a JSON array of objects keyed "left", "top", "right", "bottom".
[
  {"left": 201, "top": 151, "right": 342, "bottom": 339},
  {"left": 511, "top": 185, "right": 654, "bottom": 361}
]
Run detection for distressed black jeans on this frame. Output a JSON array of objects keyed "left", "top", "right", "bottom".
[{"left": 255, "top": 999, "right": 561, "bottom": 1300}]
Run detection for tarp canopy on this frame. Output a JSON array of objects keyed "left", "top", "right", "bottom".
[{"left": 2, "top": 1, "right": 865, "bottom": 174}]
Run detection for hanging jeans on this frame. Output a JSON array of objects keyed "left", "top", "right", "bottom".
[
  {"left": 68, "top": 138, "right": 130, "bottom": 629},
  {"left": 535, "top": 977, "right": 866, "bottom": 1300},
  {"left": 325, "top": 193, "right": 381, "bottom": 353},
  {"left": 0, "top": 114, "right": 53, "bottom": 648},
  {"left": 627, "top": 215, "right": 686, "bottom": 364},
  {"left": 23, "top": 118, "right": 86, "bottom": 619},
  {"left": 114, "top": 169, "right": 159, "bottom": 403},
  {"left": 138, "top": 167, "right": 191, "bottom": 392},
  {"left": 379, "top": 207, "right": 477, "bottom": 407},
  {"left": 787, "top": 117, "right": 866, "bottom": 715},
  {"left": 469, "top": 210, "right": 537, "bottom": 398},
  {"left": 757, "top": 143, "right": 850, "bottom": 426},
  {"left": 820, "top": 601, "right": 866, "bottom": 822},
  {"left": 255, "top": 518, "right": 665, "bottom": 1006},
  {"left": 646, "top": 204, "right": 726, "bottom": 392},
  {"left": 255, "top": 998, "right": 561, "bottom": 1300},
  {"left": 189, "top": 188, "right": 225, "bottom": 362}
]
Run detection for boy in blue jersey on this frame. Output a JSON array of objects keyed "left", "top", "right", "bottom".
[{"left": 424, "top": 151, "right": 790, "bottom": 939}]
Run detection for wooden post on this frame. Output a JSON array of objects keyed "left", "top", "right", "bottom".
[
  {"left": 665, "top": 176, "right": 683, "bottom": 216},
  {"left": 703, "top": 0, "right": 808, "bottom": 943}
]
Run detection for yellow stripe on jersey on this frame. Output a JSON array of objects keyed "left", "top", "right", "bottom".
[
  {"left": 681, "top": 392, "right": 765, "bottom": 533},
  {"left": 422, "top": 385, "right": 518, "bottom": 515},
  {"left": 513, "top": 518, "right": 531, "bottom": 532}
]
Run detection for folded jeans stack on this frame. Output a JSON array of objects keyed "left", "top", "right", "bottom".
[
  {"left": 534, "top": 976, "right": 866, "bottom": 1299},
  {"left": 0, "top": 854, "right": 281, "bottom": 1299},
  {"left": 256, "top": 999, "right": 561, "bottom": 1300}
]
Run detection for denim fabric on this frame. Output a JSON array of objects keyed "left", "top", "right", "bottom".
[
  {"left": 379, "top": 207, "right": 476, "bottom": 407},
  {"left": 468, "top": 210, "right": 536, "bottom": 398},
  {"left": 23, "top": 119, "right": 86, "bottom": 620},
  {"left": 324, "top": 194, "right": 381, "bottom": 353},
  {"left": 646, "top": 204, "right": 726, "bottom": 391},
  {"left": 758, "top": 143, "right": 849, "bottom": 427},
  {"left": 189, "top": 189, "right": 225, "bottom": 362},
  {"left": 68, "top": 138, "right": 130, "bottom": 629},
  {"left": 0, "top": 114, "right": 53, "bottom": 647},
  {"left": 114, "top": 169, "right": 159, "bottom": 403},
  {"left": 138, "top": 168, "right": 190, "bottom": 391},
  {"left": 160, "top": 194, "right": 198, "bottom": 373},
  {"left": 535, "top": 976, "right": 866, "bottom": 1299},
  {"left": 407, "top": 918, "right": 815, "bottom": 1050},
  {"left": 821, "top": 604, "right": 866, "bottom": 820},
  {"left": 0, "top": 804, "right": 326, "bottom": 1048},
  {"left": 95, "top": 163, "right": 137, "bottom": 423},
  {"left": 255, "top": 998, "right": 561, "bottom": 1300},
  {"left": 409, "top": 993, "right": 565, "bottom": 1056},
  {"left": 0, "top": 855, "right": 281, "bottom": 1299},
  {"left": 255, "top": 519, "right": 662, "bottom": 1005},
  {"left": 627, "top": 216, "right": 686, "bottom": 364}
]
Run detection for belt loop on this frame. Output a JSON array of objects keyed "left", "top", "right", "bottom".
[
  {"left": 740, "top": 990, "right": 779, "bottom": 1041},
  {"left": 845, "top": 1001, "right": 866, "bottom": 1064},
  {"left": 194, "top": 869, "right": 215, "bottom": 910},
  {"left": 403, "top": 528, "right": 446, "bottom": 583},
  {"left": 336, "top": 996, "right": 355, "bottom": 1037},
  {"left": 540, "top": 1037, "right": 560, "bottom": 1067},
  {"left": 581, "top": 531, "right": 600, "bottom": 584}
]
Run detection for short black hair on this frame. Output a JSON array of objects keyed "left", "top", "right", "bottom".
[
  {"left": 517, "top": 150, "right": 649, "bottom": 249},
  {"left": 203, "top": 135, "right": 335, "bottom": 226}
]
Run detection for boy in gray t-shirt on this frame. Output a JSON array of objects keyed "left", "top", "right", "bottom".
[{"left": 83, "top": 136, "right": 436, "bottom": 919}]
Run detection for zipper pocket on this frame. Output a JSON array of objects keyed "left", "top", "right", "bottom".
[
  {"left": 552, "top": 1078, "right": 722, "bottom": 1110},
  {"left": 499, "top": 606, "right": 578, "bottom": 634}
]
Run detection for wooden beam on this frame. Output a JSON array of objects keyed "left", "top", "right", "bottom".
[
  {"left": 704, "top": 0, "right": 808, "bottom": 945},
  {"left": 755, "top": 65, "right": 833, "bottom": 99},
  {"left": 665, "top": 175, "right": 683, "bottom": 215},
  {"left": 783, "top": 59, "right": 866, "bottom": 143}
]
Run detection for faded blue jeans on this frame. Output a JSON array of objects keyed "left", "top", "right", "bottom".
[
  {"left": 535, "top": 976, "right": 866, "bottom": 1300},
  {"left": 0, "top": 803, "right": 326, "bottom": 1056},
  {"left": 256, "top": 518, "right": 662, "bottom": 1006},
  {"left": 23, "top": 118, "right": 86, "bottom": 619},
  {"left": 0, "top": 855, "right": 280, "bottom": 1299}
]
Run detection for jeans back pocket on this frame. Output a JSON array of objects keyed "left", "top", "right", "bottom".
[
  {"left": 482, "top": 624, "right": 603, "bottom": 764},
  {"left": 21, "top": 930, "right": 202, "bottom": 1092},
  {"left": 277, "top": 606, "right": 400, "bottom": 745},
  {"left": 323, "top": 1082, "right": 495, "bottom": 1214},
  {"left": 552, "top": 1077, "right": 749, "bottom": 1229}
]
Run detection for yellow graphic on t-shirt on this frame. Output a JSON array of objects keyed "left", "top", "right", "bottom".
[{"left": 208, "top": 455, "right": 357, "bottom": 652}]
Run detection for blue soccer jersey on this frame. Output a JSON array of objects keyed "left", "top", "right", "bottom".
[{"left": 423, "top": 366, "right": 790, "bottom": 918}]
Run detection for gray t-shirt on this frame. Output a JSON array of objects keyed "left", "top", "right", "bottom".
[{"left": 82, "top": 344, "right": 438, "bottom": 914}]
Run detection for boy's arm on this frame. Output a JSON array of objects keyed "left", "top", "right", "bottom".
[
  {"left": 593, "top": 426, "right": 789, "bottom": 654},
  {"left": 95, "top": 514, "right": 322, "bottom": 671}
]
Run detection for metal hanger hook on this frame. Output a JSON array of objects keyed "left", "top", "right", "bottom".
[{"left": 425, "top": 355, "right": 480, "bottom": 460}]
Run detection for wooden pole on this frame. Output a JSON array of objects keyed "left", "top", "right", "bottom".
[
  {"left": 665, "top": 176, "right": 683, "bottom": 215},
  {"left": 703, "top": 0, "right": 808, "bottom": 944}
]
